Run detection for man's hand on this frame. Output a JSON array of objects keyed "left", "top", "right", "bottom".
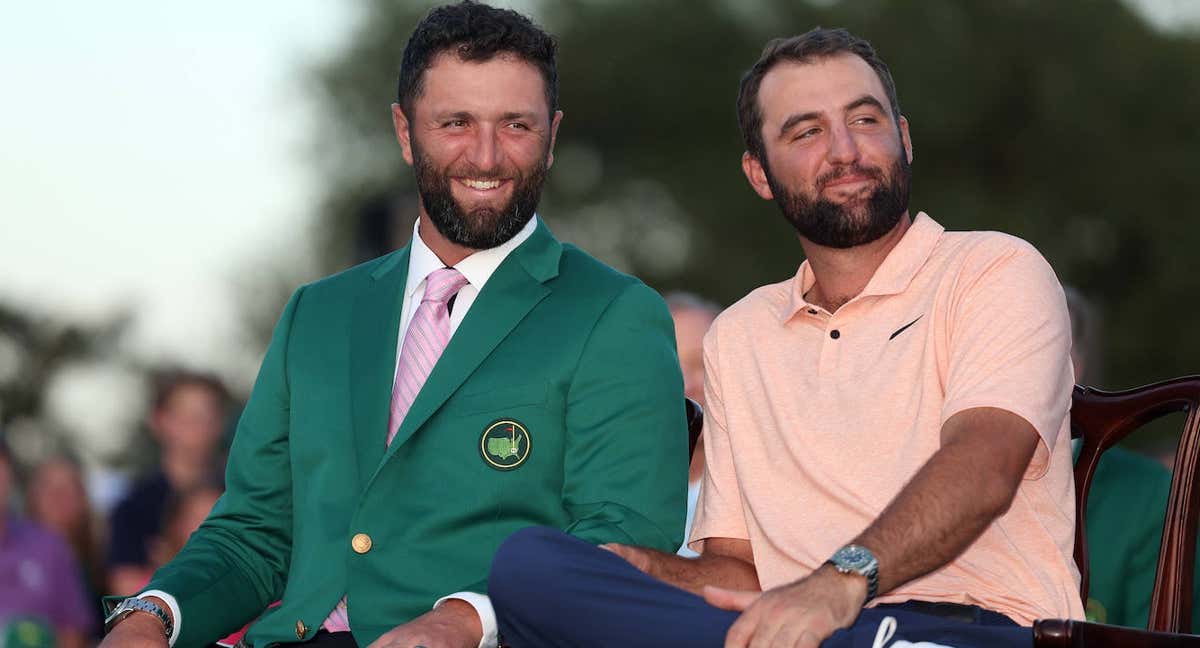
[
  {"left": 599, "top": 542, "right": 657, "bottom": 575},
  {"left": 366, "top": 599, "right": 482, "bottom": 648},
  {"left": 97, "top": 611, "right": 169, "bottom": 648},
  {"left": 601, "top": 538, "right": 760, "bottom": 596},
  {"left": 704, "top": 564, "right": 867, "bottom": 648}
]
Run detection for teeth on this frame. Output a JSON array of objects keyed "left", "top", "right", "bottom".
[{"left": 463, "top": 179, "right": 501, "bottom": 190}]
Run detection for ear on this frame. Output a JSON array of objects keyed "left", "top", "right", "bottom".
[
  {"left": 898, "top": 115, "right": 913, "bottom": 164},
  {"left": 546, "top": 110, "right": 564, "bottom": 168},
  {"left": 741, "top": 151, "right": 775, "bottom": 201},
  {"left": 392, "top": 103, "right": 414, "bottom": 166}
]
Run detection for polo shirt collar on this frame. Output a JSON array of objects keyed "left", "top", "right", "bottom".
[{"left": 785, "top": 212, "right": 944, "bottom": 321}]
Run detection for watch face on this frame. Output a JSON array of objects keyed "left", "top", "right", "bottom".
[{"left": 834, "top": 545, "right": 876, "bottom": 571}]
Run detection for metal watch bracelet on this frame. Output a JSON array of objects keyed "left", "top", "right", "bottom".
[{"left": 104, "top": 596, "right": 174, "bottom": 639}]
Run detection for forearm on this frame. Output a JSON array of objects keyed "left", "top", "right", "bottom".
[
  {"left": 641, "top": 547, "right": 760, "bottom": 596},
  {"left": 853, "top": 418, "right": 1032, "bottom": 595}
]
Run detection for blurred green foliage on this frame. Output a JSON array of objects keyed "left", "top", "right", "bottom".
[{"left": 309, "top": 0, "right": 1200, "bottom": 390}]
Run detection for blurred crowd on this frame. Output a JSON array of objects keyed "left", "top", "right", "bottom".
[{"left": 1, "top": 371, "right": 230, "bottom": 647}]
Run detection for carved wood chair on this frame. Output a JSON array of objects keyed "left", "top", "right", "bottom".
[{"left": 1035, "top": 376, "right": 1200, "bottom": 647}]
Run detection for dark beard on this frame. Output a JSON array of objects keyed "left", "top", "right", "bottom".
[
  {"left": 768, "top": 155, "right": 911, "bottom": 249},
  {"left": 412, "top": 141, "right": 549, "bottom": 250}
]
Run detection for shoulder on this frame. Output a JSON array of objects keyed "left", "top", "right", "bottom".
[
  {"left": 554, "top": 243, "right": 666, "bottom": 311},
  {"left": 300, "top": 251, "right": 404, "bottom": 298},
  {"left": 935, "top": 229, "right": 1054, "bottom": 278},
  {"left": 932, "top": 229, "right": 1063, "bottom": 305},
  {"left": 556, "top": 244, "right": 642, "bottom": 292},
  {"left": 710, "top": 278, "right": 791, "bottom": 338}
]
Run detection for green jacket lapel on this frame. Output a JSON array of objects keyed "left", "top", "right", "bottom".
[
  {"left": 368, "top": 220, "right": 563, "bottom": 485},
  {"left": 349, "top": 247, "right": 410, "bottom": 491}
]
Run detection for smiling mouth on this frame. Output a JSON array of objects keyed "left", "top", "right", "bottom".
[
  {"left": 457, "top": 178, "right": 508, "bottom": 191},
  {"left": 824, "top": 175, "right": 872, "bottom": 188}
]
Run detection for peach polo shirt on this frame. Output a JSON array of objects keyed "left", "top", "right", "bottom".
[{"left": 689, "top": 212, "right": 1084, "bottom": 625}]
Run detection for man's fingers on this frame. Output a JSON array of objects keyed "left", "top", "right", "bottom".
[
  {"left": 723, "top": 608, "right": 758, "bottom": 648},
  {"left": 704, "top": 585, "right": 760, "bottom": 611},
  {"left": 600, "top": 542, "right": 652, "bottom": 572}
]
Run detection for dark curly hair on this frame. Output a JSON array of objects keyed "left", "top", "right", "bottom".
[
  {"left": 398, "top": 1, "right": 558, "bottom": 118},
  {"left": 737, "top": 27, "right": 901, "bottom": 162}
]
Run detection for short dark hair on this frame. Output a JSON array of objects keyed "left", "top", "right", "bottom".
[
  {"left": 397, "top": 1, "right": 558, "bottom": 118},
  {"left": 152, "top": 369, "right": 229, "bottom": 413},
  {"left": 737, "top": 27, "right": 902, "bottom": 162}
]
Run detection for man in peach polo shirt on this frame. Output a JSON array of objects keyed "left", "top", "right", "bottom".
[{"left": 488, "top": 26, "right": 1082, "bottom": 648}]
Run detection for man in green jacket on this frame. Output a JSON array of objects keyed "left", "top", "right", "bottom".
[{"left": 98, "top": 3, "right": 687, "bottom": 647}]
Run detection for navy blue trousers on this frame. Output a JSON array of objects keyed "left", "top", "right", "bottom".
[{"left": 489, "top": 527, "right": 1032, "bottom": 647}]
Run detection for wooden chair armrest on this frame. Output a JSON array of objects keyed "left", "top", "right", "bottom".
[{"left": 1034, "top": 619, "right": 1200, "bottom": 648}]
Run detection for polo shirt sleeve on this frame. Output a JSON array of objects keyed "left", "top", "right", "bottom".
[
  {"left": 939, "top": 238, "right": 1074, "bottom": 478},
  {"left": 688, "top": 319, "right": 751, "bottom": 552}
]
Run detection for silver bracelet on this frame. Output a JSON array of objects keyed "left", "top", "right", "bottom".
[{"left": 104, "top": 596, "right": 174, "bottom": 639}]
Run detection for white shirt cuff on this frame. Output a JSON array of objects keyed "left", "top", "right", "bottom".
[
  {"left": 137, "top": 589, "right": 181, "bottom": 648},
  {"left": 434, "top": 591, "right": 497, "bottom": 648}
]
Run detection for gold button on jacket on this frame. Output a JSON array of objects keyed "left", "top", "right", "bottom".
[
  {"left": 351, "top": 533, "right": 373, "bottom": 554},
  {"left": 295, "top": 620, "right": 307, "bottom": 639}
]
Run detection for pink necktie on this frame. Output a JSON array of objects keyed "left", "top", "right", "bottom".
[
  {"left": 322, "top": 267, "right": 467, "bottom": 633},
  {"left": 387, "top": 266, "right": 469, "bottom": 445}
]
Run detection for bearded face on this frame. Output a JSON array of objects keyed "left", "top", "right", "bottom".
[
  {"left": 411, "top": 134, "right": 550, "bottom": 250},
  {"left": 765, "top": 152, "right": 911, "bottom": 249}
]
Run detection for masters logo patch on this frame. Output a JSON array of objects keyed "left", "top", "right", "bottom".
[{"left": 480, "top": 419, "right": 531, "bottom": 471}]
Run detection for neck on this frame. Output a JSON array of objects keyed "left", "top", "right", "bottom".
[
  {"left": 799, "top": 212, "right": 912, "bottom": 313},
  {"left": 161, "top": 449, "right": 211, "bottom": 491},
  {"left": 417, "top": 212, "right": 477, "bottom": 267}
]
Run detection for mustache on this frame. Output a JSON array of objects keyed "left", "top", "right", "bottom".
[
  {"left": 446, "top": 163, "right": 516, "bottom": 181},
  {"left": 817, "top": 163, "right": 884, "bottom": 189}
]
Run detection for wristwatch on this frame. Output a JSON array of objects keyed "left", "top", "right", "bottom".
[
  {"left": 104, "top": 596, "right": 174, "bottom": 639},
  {"left": 827, "top": 544, "right": 879, "bottom": 603}
]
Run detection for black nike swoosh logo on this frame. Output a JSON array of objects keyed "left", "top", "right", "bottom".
[{"left": 889, "top": 315, "right": 924, "bottom": 340}]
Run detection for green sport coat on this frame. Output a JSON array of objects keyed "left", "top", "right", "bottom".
[{"left": 144, "top": 221, "right": 687, "bottom": 647}]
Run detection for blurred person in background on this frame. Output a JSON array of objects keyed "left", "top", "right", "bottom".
[
  {"left": 145, "top": 484, "right": 223, "bottom": 581},
  {"left": 0, "top": 436, "right": 92, "bottom": 648},
  {"left": 25, "top": 453, "right": 106, "bottom": 639},
  {"left": 106, "top": 370, "right": 228, "bottom": 597},
  {"left": 1064, "top": 286, "right": 1176, "bottom": 628},
  {"left": 665, "top": 292, "right": 721, "bottom": 558}
]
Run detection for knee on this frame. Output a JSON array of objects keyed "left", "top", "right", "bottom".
[{"left": 489, "top": 526, "right": 566, "bottom": 602}]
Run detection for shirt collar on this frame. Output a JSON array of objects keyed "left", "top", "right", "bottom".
[
  {"left": 784, "top": 212, "right": 944, "bottom": 321},
  {"left": 405, "top": 214, "right": 539, "bottom": 298}
]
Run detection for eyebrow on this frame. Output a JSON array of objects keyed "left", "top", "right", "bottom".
[
  {"left": 845, "top": 95, "right": 887, "bottom": 114},
  {"left": 778, "top": 111, "right": 822, "bottom": 138},
  {"left": 777, "top": 94, "right": 889, "bottom": 138},
  {"left": 433, "top": 110, "right": 473, "bottom": 122}
]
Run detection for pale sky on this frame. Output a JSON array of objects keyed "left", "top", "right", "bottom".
[{"left": 0, "top": 1, "right": 353, "bottom": 379}]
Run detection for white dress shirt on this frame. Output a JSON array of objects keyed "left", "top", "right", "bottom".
[{"left": 147, "top": 215, "right": 537, "bottom": 648}]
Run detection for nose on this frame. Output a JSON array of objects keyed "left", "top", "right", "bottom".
[
  {"left": 466, "top": 125, "right": 503, "bottom": 172},
  {"left": 826, "top": 124, "right": 860, "bottom": 166}
]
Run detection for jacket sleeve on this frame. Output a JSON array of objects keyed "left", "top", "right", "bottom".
[
  {"left": 560, "top": 281, "right": 688, "bottom": 552},
  {"left": 142, "top": 288, "right": 303, "bottom": 647}
]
